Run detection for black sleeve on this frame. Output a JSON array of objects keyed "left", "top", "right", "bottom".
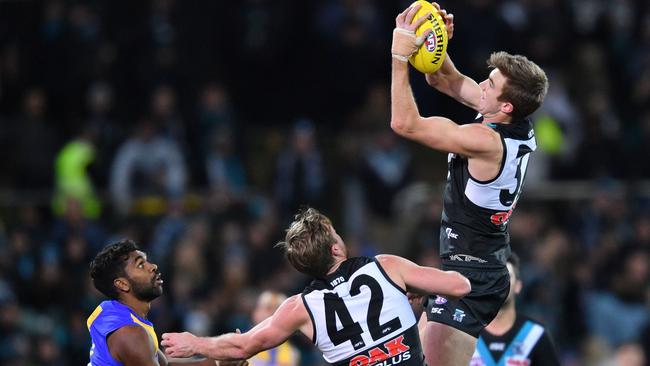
[{"left": 529, "top": 330, "right": 560, "bottom": 366}]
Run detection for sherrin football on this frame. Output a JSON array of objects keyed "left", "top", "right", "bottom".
[{"left": 408, "top": 0, "right": 448, "bottom": 74}]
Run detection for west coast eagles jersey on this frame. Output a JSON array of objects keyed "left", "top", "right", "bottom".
[
  {"left": 301, "top": 257, "right": 426, "bottom": 366},
  {"left": 86, "top": 300, "right": 159, "bottom": 366},
  {"left": 440, "top": 118, "right": 536, "bottom": 265}
]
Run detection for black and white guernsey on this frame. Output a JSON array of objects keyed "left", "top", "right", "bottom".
[
  {"left": 301, "top": 257, "right": 426, "bottom": 366},
  {"left": 440, "top": 118, "right": 536, "bottom": 265}
]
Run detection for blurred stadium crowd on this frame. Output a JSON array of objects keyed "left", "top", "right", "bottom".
[{"left": 0, "top": 0, "right": 649, "bottom": 365}]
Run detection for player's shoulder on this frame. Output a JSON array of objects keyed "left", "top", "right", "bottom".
[
  {"left": 493, "top": 118, "right": 534, "bottom": 140},
  {"left": 283, "top": 294, "right": 303, "bottom": 308},
  {"left": 272, "top": 294, "right": 310, "bottom": 331},
  {"left": 461, "top": 121, "right": 501, "bottom": 137},
  {"left": 374, "top": 254, "right": 405, "bottom": 272},
  {"left": 111, "top": 323, "right": 153, "bottom": 341},
  {"left": 280, "top": 294, "right": 310, "bottom": 319},
  {"left": 302, "top": 256, "right": 376, "bottom": 295},
  {"left": 89, "top": 300, "right": 137, "bottom": 335}
]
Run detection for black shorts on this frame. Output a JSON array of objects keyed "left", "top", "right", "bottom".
[{"left": 425, "top": 261, "right": 510, "bottom": 338}]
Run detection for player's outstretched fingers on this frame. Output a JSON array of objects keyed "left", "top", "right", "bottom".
[
  {"left": 404, "top": 3, "right": 422, "bottom": 26},
  {"left": 446, "top": 13, "right": 454, "bottom": 39},
  {"left": 413, "top": 12, "right": 432, "bottom": 30},
  {"left": 446, "top": 13, "right": 454, "bottom": 25},
  {"left": 396, "top": 5, "right": 413, "bottom": 27},
  {"left": 395, "top": 10, "right": 405, "bottom": 26}
]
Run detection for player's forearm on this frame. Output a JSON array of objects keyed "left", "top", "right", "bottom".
[
  {"left": 390, "top": 59, "right": 421, "bottom": 135},
  {"left": 425, "top": 54, "right": 480, "bottom": 109},
  {"left": 194, "top": 334, "right": 254, "bottom": 361},
  {"left": 425, "top": 52, "right": 458, "bottom": 91},
  {"left": 440, "top": 270, "right": 471, "bottom": 299},
  {"left": 164, "top": 354, "right": 217, "bottom": 366}
]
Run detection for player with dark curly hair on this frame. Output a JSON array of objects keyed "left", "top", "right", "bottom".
[{"left": 87, "top": 239, "right": 245, "bottom": 366}]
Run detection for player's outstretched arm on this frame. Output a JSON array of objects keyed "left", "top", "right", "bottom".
[
  {"left": 376, "top": 255, "right": 471, "bottom": 299},
  {"left": 423, "top": 3, "right": 481, "bottom": 110},
  {"left": 162, "top": 295, "right": 309, "bottom": 361},
  {"left": 161, "top": 349, "right": 248, "bottom": 366}
]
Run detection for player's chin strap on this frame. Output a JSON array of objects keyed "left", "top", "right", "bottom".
[{"left": 391, "top": 28, "right": 427, "bottom": 62}]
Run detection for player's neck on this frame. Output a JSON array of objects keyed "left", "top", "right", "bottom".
[
  {"left": 484, "top": 303, "right": 516, "bottom": 336},
  {"left": 482, "top": 111, "right": 512, "bottom": 125},
  {"left": 119, "top": 297, "right": 151, "bottom": 319},
  {"left": 326, "top": 257, "right": 347, "bottom": 276}
]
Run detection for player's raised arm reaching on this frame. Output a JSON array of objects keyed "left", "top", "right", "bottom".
[{"left": 390, "top": 2, "right": 502, "bottom": 164}]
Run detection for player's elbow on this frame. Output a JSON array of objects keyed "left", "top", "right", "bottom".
[
  {"left": 390, "top": 116, "right": 416, "bottom": 136},
  {"left": 239, "top": 338, "right": 267, "bottom": 359},
  {"left": 236, "top": 345, "right": 257, "bottom": 360},
  {"left": 425, "top": 73, "right": 440, "bottom": 88},
  {"left": 390, "top": 118, "right": 407, "bottom": 135}
]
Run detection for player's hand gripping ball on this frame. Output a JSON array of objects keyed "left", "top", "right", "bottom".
[{"left": 408, "top": 1, "right": 448, "bottom": 74}]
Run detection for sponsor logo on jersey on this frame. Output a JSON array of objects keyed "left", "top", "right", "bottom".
[
  {"left": 348, "top": 334, "right": 411, "bottom": 366},
  {"left": 430, "top": 307, "right": 444, "bottom": 314},
  {"left": 489, "top": 342, "right": 505, "bottom": 351},
  {"left": 452, "top": 309, "right": 466, "bottom": 322},
  {"left": 469, "top": 356, "right": 486, "bottom": 366},
  {"left": 505, "top": 358, "right": 531, "bottom": 366},
  {"left": 433, "top": 296, "right": 447, "bottom": 305},
  {"left": 490, "top": 210, "right": 513, "bottom": 226},
  {"left": 449, "top": 254, "right": 487, "bottom": 263},
  {"left": 445, "top": 227, "right": 459, "bottom": 239}
]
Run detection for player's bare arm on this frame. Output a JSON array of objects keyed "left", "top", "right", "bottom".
[
  {"left": 391, "top": 64, "right": 504, "bottom": 177},
  {"left": 390, "top": 103, "right": 502, "bottom": 157},
  {"left": 108, "top": 325, "right": 160, "bottom": 366},
  {"left": 162, "top": 295, "right": 310, "bottom": 360},
  {"left": 376, "top": 254, "right": 471, "bottom": 300},
  {"left": 391, "top": 6, "right": 500, "bottom": 160},
  {"left": 425, "top": 55, "right": 482, "bottom": 110},
  {"left": 422, "top": 3, "right": 482, "bottom": 110},
  {"left": 161, "top": 350, "right": 248, "bottom": 366}
]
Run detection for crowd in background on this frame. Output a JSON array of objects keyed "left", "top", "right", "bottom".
[{"left": 0, "top": 0, "right": 649, "bottom": 365}]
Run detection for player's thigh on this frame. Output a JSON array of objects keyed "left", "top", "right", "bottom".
[{"left": 422, "top": 321, "right": 476, "bottom": 366}]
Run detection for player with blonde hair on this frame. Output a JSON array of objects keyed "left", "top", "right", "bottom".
[{"left": 162, "top": 207, "right": 471, "bottom": 365}]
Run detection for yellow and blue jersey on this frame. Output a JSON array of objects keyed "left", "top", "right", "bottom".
[
  {"left": 87, "top": 300, "right": 158, "bottom": 366},
  {"left": 249, "top": 341, "right": 299, "bottom": 366}
]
